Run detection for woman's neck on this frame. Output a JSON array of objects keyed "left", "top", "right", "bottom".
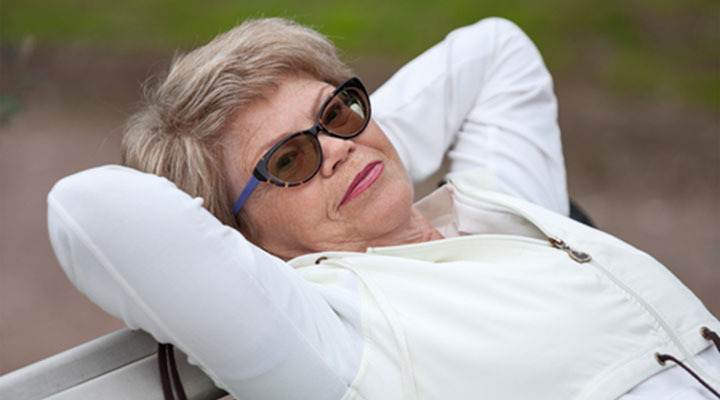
[
  {"left": 365, "top": 206, "right": 444, "bottom": 249},
  {"left": 269, "top": 206, "right": 444, "bottom": 261}
]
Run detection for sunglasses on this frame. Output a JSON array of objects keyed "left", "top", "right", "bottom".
[{"left": 232, "top": 77, "right": 371, "bottom": 215}]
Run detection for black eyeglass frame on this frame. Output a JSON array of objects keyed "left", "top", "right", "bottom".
[
  {"left": 253, "top": 77, "right": 370, "bottom": 187},
  {"left": 232, "top": 77, "right": 371, "bottom": 215}
]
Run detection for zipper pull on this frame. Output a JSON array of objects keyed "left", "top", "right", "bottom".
[{"left": 549, "top": 237, "right": 592, "bottom": 263}]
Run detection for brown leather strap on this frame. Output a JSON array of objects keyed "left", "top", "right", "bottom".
[
  {"left": 655, "top": 353, "right": 719, "bottom": 398},
  {"left": 702, "top": 326, "right": 720, "bottom": 354},
  {"left": 158, "top": 344, "right": 173, "bottom": 399},
  {"left": 158, "top": 343, "right": 188, "bottom": 400}
]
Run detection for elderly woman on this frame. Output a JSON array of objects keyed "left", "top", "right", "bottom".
[{"left": 48, "top": 17, "right": 719, "bottom": 400}]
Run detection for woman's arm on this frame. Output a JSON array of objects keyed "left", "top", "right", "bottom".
[
  {"left": 372, "top": 17, "right": 569, "bottom": 215},
  {"left": 47, "top": 165, "right": 359, "bottom": 400}
]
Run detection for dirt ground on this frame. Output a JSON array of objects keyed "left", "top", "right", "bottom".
[{"left": 0, "top": 46, "right": 718, "bottom": 375}]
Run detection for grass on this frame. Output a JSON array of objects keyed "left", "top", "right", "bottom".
[{"left": 1, "top": 0, "right": 718, "bottom": 108}]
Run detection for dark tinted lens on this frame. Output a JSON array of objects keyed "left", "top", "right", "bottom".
[
  {"left": 267, "top": 134, "right": 321, "bottom": 183},
  {"left": 320, "top": 87, "right": 369, "bottom": 136}
]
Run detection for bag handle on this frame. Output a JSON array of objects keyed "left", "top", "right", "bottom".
[{"left": 158, "top": 343, "right": 188, "bottom": 400}]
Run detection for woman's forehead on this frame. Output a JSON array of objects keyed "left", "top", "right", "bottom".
[{"left": 229, "top": 77, "right": 333, "bottom": 164}]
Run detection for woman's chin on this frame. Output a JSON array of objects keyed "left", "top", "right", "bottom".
[{"left": 358, "top": 183, "right": 415, "bottom": 235}]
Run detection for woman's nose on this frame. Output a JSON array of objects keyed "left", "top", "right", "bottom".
[{"left": 318, "top": 134, "right": 355, "bottom": 177}]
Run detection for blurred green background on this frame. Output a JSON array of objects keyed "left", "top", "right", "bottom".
[{"left": 2, "top": 0, "right": 719, "bottom": 108}]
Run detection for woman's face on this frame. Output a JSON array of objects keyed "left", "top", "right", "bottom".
[{"left": 223, "top": 75, "right": 414, "bottom": 259}]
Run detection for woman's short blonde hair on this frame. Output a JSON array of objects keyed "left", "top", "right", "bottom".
[{"left": 121, "top": 17, "right": 353, "bottom": 236}]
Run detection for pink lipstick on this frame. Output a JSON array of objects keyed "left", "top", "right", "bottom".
[{"left": 340, "top": 161, "right": 384, "bottom": 207}]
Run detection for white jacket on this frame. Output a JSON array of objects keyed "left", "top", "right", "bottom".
[
  {"left": 290, "top": 172, "right": 720, "bottom": 399},
  {"left": 48, "top": 166, "right": 719, "bottom": 399}
]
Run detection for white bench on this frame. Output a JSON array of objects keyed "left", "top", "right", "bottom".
[{"left": 0, "top": 329, "right": 227, "bottom": 400}]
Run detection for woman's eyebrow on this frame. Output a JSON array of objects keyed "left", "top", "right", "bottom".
[
  {"left": 254, "top": 83, "right": 334, "bottom": 160},
  {"left": 313, "top": 84, "right": 334, "bottom": 116}
]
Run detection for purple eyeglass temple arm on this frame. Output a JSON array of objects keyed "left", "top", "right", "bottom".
[{"left": 232, "top": 176, "right": 260, "bottom": 215}]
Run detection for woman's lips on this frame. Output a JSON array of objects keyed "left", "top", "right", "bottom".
[{"left": 339, "top": 161, "right": 384, "bottom": 207}]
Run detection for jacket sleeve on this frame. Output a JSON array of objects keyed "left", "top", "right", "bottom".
[
  {"left": 46, "top": 165, "right": 358, "bottom": 400},
  {"left": 371, "top": 17, "right": 569, "bottom": 215}
]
